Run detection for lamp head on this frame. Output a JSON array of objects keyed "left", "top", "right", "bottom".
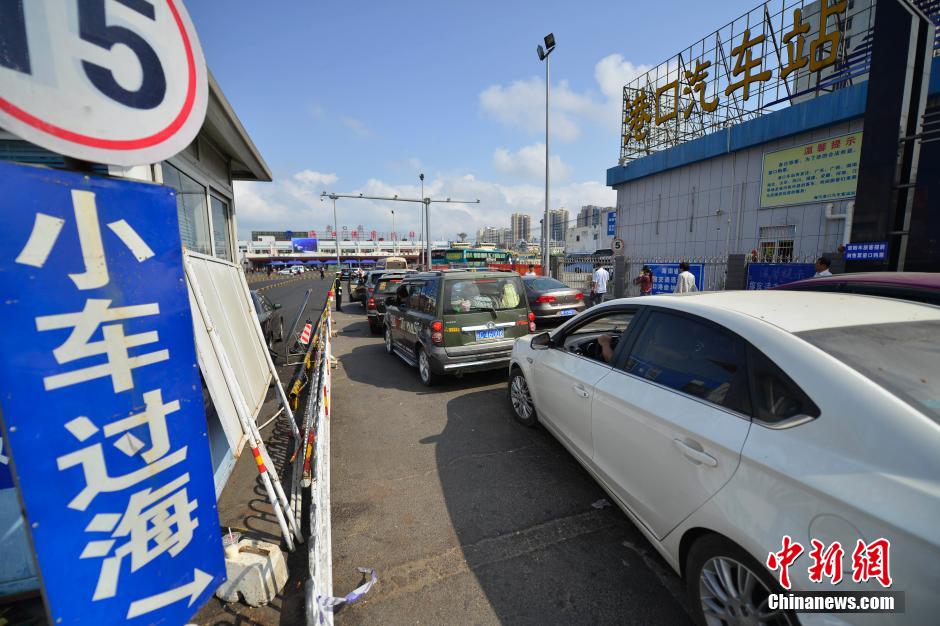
[
  {"left": 544, "top": 33, "right": 555, "bottom": 50},
  {"left": 536, "top": 44, "right": 545, "bottom": 61}
]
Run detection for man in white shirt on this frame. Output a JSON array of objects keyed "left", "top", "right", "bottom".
[
  {"left": 525, "top": 264, "right": 537, "bottom": 276},
  {"left": 674, "top": 261, "right": 697, "bottom": 293},
  {"left": 814, "top": 256, "right": 833, "bottom": 277},
  {"left": 590, "top": 263, "right": 610, "bottom": 307}
]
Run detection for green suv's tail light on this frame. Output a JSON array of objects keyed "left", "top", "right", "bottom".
[
  {"left": 528, "top": 312, "right": 536, "bottom": 332},
  {"left": 431, "top": 320, "right": 444, "bottom": 345}
]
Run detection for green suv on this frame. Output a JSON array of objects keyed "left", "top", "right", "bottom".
[{"left": 384, "top": 270, "right": 535, "bottom": 385}]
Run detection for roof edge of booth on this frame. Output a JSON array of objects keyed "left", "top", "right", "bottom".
[{"left": 205, "top": 70, "right": 273, "bottom": 183}]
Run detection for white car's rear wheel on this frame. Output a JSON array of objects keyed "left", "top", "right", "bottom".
[{"left": 687, "top": 535, "right": 795, "bottom": 626}]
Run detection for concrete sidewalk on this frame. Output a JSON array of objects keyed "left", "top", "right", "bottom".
[{"left": 328, "top": 306, "right": 693, "bottom": 625}]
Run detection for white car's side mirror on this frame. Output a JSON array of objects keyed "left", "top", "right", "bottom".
[{"left": 530, "top": 332, "right": 552, "bottom": 350}]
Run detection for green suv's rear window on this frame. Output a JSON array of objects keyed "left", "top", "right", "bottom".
[
  {"left": 444, "top": 277, "right": 525, "bottom": 313},
  {"left": 377, "top": 278, "right": 404, "bottom": 293}
]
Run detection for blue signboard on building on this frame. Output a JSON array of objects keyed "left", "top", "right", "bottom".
[
  {"left": 647, "top": 263, "right": 704, "bottom": 294},
  {"left": 606, "top": 211, "right": 616, "bottom": 236},
  {"left": 292, "top": 237, "right": 319, "bottom": 252},
  {"left": 845, "top": 242, "right": 887, "bottom": 261},
  {"left": 0, "top": 163, "right": 224, "bottom": 624},
  {"left": 746, "top": 263, "right": 816, "bottom": 290}
]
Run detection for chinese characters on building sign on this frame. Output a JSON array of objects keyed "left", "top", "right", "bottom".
[
  {"left": 760, "top": 131, "right": 863, "bottom": 207},
  {"left": 621, "top": 0, "right": 869, "bottom": 161},
  {"left": 646, "top": 263, "right": 704, "bottom": 294},
  {"left": 845, "top": 242, "right": 887, "bottom": 260},
  {"left": 0, "top": 163, "right": 224, "bottom": 624}
]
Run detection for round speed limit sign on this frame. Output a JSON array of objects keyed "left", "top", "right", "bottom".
[{"left": 0, "top": 0, "right": 208, "bottom": 166}]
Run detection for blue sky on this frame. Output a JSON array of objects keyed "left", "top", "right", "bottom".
[{"left": 186, "top": 0, "right": 740, "bottom": 240}]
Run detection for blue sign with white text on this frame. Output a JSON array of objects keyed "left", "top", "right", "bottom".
[
  {"left": 607, "top": 211, "right": 616, "bottom": 237},
  {"left": 746, "top": 263, "right": 816, "bottom": 290},
  {"left": 845, "top": 242, "right": 887, "bottom": 261},
  {"left": 0, "top": 163, "right": 224, "bottom": 624},
  {"left": 647, "top": 263, "right": 704, "bottom": 294}
]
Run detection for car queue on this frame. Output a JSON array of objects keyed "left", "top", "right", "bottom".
[{"left": 336, "top": 263, "right": 940, "bottom": 626}]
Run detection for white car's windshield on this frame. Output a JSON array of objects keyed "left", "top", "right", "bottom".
[{"left": 798, "top": 320, "right": 940, "bottom": 424}]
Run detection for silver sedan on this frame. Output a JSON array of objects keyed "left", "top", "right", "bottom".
[{"left": 508, "top": 291, "right": 940, "bottom": 626}]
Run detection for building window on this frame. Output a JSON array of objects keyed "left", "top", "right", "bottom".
[
  {"left": 161, "top": 163, "right": 211, "bottom": 255},
  {"left": 758, "top": 225, "right": 796, "bottom": 262},
  {"left": 210, "top": 194, "right": 233, "bottom": 261}
]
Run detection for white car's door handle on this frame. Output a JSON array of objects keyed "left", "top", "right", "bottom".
[
  {"left": 572, "top": 384, "right": 590, "bottom": 398},
  {"left": 673, "top": 439, "right": 718, "bottom": 467}
]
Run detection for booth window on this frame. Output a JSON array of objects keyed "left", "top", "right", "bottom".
[
  {"left": 210, "top": 194, "right": 233, "bottom": 261},
  {"left": 161, "top": 163, "right": 211, "bottom": 255}
]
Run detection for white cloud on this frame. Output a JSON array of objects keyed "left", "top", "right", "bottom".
[
  {"left": 339, "top": 116, "right": 371, "bottom": 138},
  {"left": 292, "top": 170, "right": 338, "bottom": 187},
  {"left": 479, "top": 53, "right": 651, "bottom": 141},
  {"left": 492, "top": 143, "right": 572, "bottom": 182},
  {"left": 234, "top": 170, "right": 613, "bottom": 241}
]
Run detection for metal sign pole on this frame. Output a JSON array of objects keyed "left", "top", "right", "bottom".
[{"left": 184, "top": 256, "right": 302, "bottom": 550}]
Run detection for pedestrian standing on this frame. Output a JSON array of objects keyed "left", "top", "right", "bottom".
[
  {"left": 319, "top": 267, "right": 325, "bottom": 280},
  {"left": 525, "top": 264, "right": 536, "bottom": 276},
  {"left": 674, "top": 261, "right": 697, "bottom": 293},
  {"left": 333, "top": 273, "right": 343, "bottom": 311},
  {"left": 633, "top": 265, "right": 653, "bottom": 295},
  {"left": 590, "top": 262, "right": 609, "bottom": 307},
  {"left": 814, "top": 256, "right": 833, "bottom": 277}
]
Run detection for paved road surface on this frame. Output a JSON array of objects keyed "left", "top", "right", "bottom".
[{"left": 329, "top": 302, "right": 694, "bottom": 625}]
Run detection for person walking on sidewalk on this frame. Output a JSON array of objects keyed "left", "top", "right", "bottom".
[
  {"left": 633, "top": 265, "right": 653, "bottom": 296},
  {"left": 333, "top": 273, "right": 343, "bottom": 311},
  {"left": 590, "top": 262, "right": 609, "bottom": 307},
  {"left": 674, "top": 261, "right": 697, "bottom": 293}
]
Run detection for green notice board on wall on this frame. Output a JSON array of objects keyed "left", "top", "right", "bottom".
[{"left": 760, "top": 131, "right": 863, "bottom": 208}]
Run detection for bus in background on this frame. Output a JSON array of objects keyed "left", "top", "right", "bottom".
[
  {"left": 377, "top": 256, "right": 408, "bottom": 270},
  {"left": 432, "top": 248, "right": 511, "bottom": 269}
]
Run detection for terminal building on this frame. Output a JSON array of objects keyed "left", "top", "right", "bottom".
[{"left": 606, "top": 0, "right": 940, "bottom": 272}]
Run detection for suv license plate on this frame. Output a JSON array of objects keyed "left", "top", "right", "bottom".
[
  {"left": 476, "top": 329, "right": 504, "bottom": 340},
  {"left": 560, "top": 309, "right": 576, "bottom": 316}
]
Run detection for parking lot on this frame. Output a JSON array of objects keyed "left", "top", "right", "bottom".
[{"left": 327, "top": 296, "right": 693, "bottom": 625}]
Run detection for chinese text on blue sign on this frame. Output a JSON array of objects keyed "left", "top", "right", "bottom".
[
  {"left": 745, "top": 263, "right": 816, "bottom": 290},
  {"left": 607, "top": 212, "right": 616, "bottom": 237},
  {"left": 647, "top": 263, "right": 703, "bottom": 294},
  {"left": 845, "top": 242, "right": 887, "bottom": 261},
  {"left": 0, "top": 163, "right": 224, "bottom": 624}
]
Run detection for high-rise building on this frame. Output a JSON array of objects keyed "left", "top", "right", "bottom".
[
  {"left": 476, "top": 226, "right": 501, "bottom": 245},
  {"left": 576, "top": 206, "right": 601, "bottom": 228},
  {"left": 510, "top": 213, "right": 531, "bottom": 243},
  {"left": 498, "top": 227, "right": 513, "bottom": 248},
  {"left": 549, "top": 208, "right": 569, "bottom": 243}
]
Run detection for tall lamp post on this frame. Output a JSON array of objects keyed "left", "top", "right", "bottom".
[
  {"left": 391, "top": 209, "right": 396, "bottom": 243},
  {"left": 321, "top": 193, "right": 341, "bottom": 269},
  {"left": 537, "top": 33, "right": 555, "bottom": 277},
  {"left": 419, "top": 173, "right": 425, "bottom": 267}
]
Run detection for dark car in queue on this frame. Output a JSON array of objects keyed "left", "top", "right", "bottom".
[
  {"left": 251, "top": 290, "right": 284, "bottom": 349},
  {"left": 772, "top": 271, "right": 940, "bottom": 305},
  {"left": 356, "top": 269, "right": 416, "bottom": 307},
  {"left": 523, "top": 275, "right": 586, "bottom": 323},
  {"left": 366, "top": 272, "right": 412, "bottom": 334},
  {"left": 384, "top": 269, "right": 534, "bottom": 386}
]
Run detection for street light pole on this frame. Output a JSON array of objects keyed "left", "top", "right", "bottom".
[
  {"left": 537, "top": 33, "right": 556, "bottom": 277},
  {"left": 419, "top": 173, "right": 425, "bottom": 267},
  {"left": 328, "top": 194, "right": 340, "bottom": 268}
]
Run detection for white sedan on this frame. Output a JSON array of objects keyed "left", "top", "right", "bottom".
[{"left": 508, "top": 291, "right": 940, "bottom": 625}]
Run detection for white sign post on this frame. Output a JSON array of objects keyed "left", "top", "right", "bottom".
[{"left": 0, "top": 0, "right": 208, "bottom": 166}]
